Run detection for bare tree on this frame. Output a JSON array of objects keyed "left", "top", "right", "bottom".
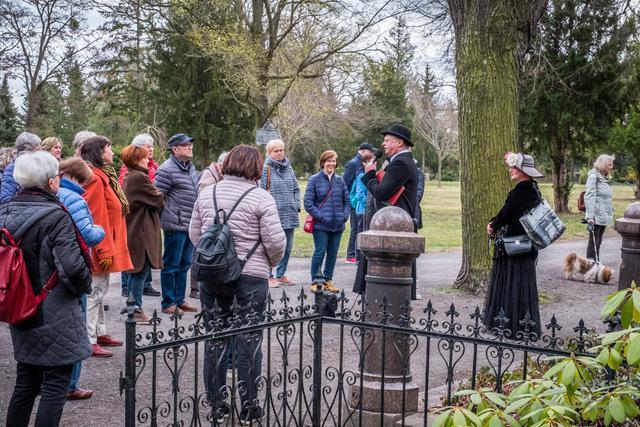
[
  {"left": 178, "top": 0, "right": 404, "bottom": 129},
  {"left": 0, "top": 0, "right": 93, "bottom": 130},
  {"left": 409, "top": 84, "right": 458, "bottom": 187}
]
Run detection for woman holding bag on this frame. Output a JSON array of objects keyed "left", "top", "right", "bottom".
[
  {"left": 303, "top": 150, "right": 350, "bottom": 294},
  {"left": 483, "top": 152, "right": 543, "bottom": 339}
]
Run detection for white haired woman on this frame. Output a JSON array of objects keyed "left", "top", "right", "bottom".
[
  {"left": 2, "top": 151, "right": 92, "bottom": 426},
  {"left": 260, "top": 139, "right": 300, "bottom": 288},
  {"left": 585, "top": 154, "right": 615, "bottom": 260}
]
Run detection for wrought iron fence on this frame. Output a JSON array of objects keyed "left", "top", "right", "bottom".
[{"left": 120, "top": 289, "right": 599, "bottom": 426}]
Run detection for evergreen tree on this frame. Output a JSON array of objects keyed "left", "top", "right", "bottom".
[
  {"left": 610, "top": 106, "right": 640, "bottom": 198},
  {"left": 520, "top": 0, "right": 636, "bottom": 212},
  {"left": 0, "top": 76, "right": 19, "bottom": 145}
]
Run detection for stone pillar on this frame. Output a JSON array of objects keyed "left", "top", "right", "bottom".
[
  {"left": 615, "top": 202, "right": 640, "bottom": 290},
  {"left": 348, "top": 206, "right": 425, "bottom": 422}
]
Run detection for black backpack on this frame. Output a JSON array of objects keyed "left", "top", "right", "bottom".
[{"left": 192, "top": 185, "right": 261, "bottom": 285}]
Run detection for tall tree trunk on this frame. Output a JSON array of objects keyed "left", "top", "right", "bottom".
[
  {"left": 24, "top": 89, "right": 38, "bottom": 131},
  {"left": 450, "top": 1, "right": 519, "bottom": 294},
  {"left": 550, "top": 137, "right": 570, "bottom": 212}
]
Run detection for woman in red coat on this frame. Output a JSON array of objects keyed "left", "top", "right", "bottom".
[{"left": 81, "top": 136, "right": 133, "bottom": 357}]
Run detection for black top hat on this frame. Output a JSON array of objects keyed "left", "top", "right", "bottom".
[{"left": 381, "top": 123, "right": 413, "bottom": 146}]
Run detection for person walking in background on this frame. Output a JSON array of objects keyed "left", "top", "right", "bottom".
[
  {"left": 81, "top": 136, "right": 133, "bottom": 357},
  {"left": 41, "top": 137, "right": 63, "bottom": 160},
  {"left": 260, "top": 139, "right": 300, "bottom": 288},
  {"left": 72, "top": 131, "right": 97, "bottom": 157},
  {"left": 2, "top": 152, "right": 92, "bottom": 427},
  {"left": 190, "top": 150, "right": 227, "bottom": 299},
  {"left": 58, "top": 157, "right": 106, "bottom": 400},
  {"left": 118, "top": 133, "right": 161, "bottom": 298},
  {"left": 121, "top": 145, "right": 165, "bottom": 323},
  {"left": 584, "top": 154, "right": 615, "bottom": 261},
  {"left": 343, "top": 142, "right": 375, "bottom": 264},
  {"left": 0, "top": 147, "right": 16, "bottom": 190},
  {"left": 1, "top": 132, "right": 42, "bottom": 204},
  {"left": 154, "top": 133, "right": 199, "bottom": 315},
  {"left": 189, "top": 145, "right": 285, "bottom": 425},
  {"left": 304, "top": 150, "right": 350, "bottom": 294},
  {"left": 484, "top": 152, "right": 544, "bottom": 338}
]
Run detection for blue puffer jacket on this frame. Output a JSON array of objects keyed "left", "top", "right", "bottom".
[
  {"left": 304, "top": 171, "right": 350, "bottom": 232},
  {"left": 0, "top": 162, "right": 18, "bottom": 204},
  {"left": 154, "top": 155, "right": 199, "bottom": 232},
  {"left": 57, "top": 178, "right": 106, "bottom": 247}
]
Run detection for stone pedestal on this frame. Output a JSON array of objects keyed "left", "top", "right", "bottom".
[
  {"left": 349, "top": 206, "right": 425, "bottom": 418},
  {"left": 615, "top": 202, "right": 640, "bottom": 290}
]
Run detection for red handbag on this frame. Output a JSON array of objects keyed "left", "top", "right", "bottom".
[{"left": 303, "top": 182, "right": 334, "bottom": 234}]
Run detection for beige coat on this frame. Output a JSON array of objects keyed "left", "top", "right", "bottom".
[{"left": 189, "top": 175, "right": 285, "bottom": 279}]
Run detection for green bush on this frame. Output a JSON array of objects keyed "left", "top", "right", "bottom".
[
  {"left": 432, "top": 282, "right": 640, "bottom": 427},
  {"left": 578, "top": 167, "right": 589, "bottom": 185}
]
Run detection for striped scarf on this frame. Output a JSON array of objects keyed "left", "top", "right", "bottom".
[{"left": 101, "top": 164, "right": 130, "bottom": 215}]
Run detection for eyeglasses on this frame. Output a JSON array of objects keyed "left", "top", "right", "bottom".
[{"left": 51, "top": 172, "right": 63, "bottom": 180}]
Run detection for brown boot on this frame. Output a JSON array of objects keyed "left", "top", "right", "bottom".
[
  {"left": 133, "top": 310, "right": 151, "bottom": 324},
  {"left": 324, "top": 280, "right": 340, "bottom": 293}
]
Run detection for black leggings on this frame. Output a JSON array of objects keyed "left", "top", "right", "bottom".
[{"left": 586, "top": 225, "right": 606, "bottom": 260}]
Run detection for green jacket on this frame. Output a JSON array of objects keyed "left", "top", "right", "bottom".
[{"left": 584, "top": 168, "right": 614, "bottom": 226}]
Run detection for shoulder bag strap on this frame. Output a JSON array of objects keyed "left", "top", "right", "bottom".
[
  {"left": 226, "top": 187, "right": 257, "bottom": 222},
  {"left": 266, "top": 166, "right": 271, "bottom": 192},
  {"left": 319, "top": 180, "right": 335, "bottom": 209}
]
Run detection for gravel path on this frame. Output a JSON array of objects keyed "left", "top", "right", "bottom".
[{"left": 0, "top": 234, "right": 623, "bottom": 425}]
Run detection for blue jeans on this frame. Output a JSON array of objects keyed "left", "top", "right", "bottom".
[
  {"left": 272, "top": 228, "right": 295, "bottom": 279},
  {"left": 121, "top": 269, "right": 152, "bottom": 292},
  {"left": 68, "top": 294, "right": 87, "bottom": 392},
  {"left": 161, "top": 231, "right": 193, "bottom": 309},
  {"left": 311, "top": 230, "right": 343, "bottom": 281},
  {"left": 126, "top": 258, "right": 151, "bottom": 309},
  {"left": 200, "top": 275, "right": 266, "bottom": 411}
]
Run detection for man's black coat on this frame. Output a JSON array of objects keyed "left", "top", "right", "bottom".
[{"left": 361, "top": 151, "right": 419, "bottom": 221}]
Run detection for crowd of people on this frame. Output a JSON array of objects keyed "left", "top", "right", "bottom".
[{"left": 0, "top": 120, "right": 615, "bottom": 425}]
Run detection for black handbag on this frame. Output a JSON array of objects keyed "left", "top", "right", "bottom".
[{"left": 500, "top": 234, "right": 533, "bottom": 256}]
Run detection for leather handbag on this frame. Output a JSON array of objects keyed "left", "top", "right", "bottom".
[
  {"left": 500, "top": 234, "right": 533, "bottom": 256},
  {"left": 303, "top": 181, "right": 334, "bottom": 234}
]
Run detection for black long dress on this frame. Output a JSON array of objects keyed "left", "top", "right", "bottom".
[{"left": 483, "top": 180, "right": 542, "bottom": 339}]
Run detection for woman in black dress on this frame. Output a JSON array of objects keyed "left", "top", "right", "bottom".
[{"left": 484, "top": 152, "right": 544, "bottom": 339}]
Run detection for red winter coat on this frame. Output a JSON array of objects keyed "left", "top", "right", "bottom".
[
  {"left": 118, "top": 158, "right": 158, "bottom": 186},
  {"left": 83, "top": 166, "right": 133, "bottom": 273}
]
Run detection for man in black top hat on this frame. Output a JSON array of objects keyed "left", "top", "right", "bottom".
[
  {"left": 343, "top": 142, "right": 375, "bottom": 263},
  {"left": 362, "top": 124, "right": 418, "bottom": 221},
  {"left": 356, "top": 123, "right": 420, "bottom": 299}
]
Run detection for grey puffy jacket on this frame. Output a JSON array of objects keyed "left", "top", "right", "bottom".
[
  {"left": 189, "top": 175, "right": 286, "bottom": 279},
  {"left": 584, "top": 168, "right": 614, "bottom": 226},
  {"left": 154, "top": 156, "right": 199, "bottom": 232}
]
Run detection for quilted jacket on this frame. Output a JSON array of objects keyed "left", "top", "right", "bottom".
[
  {"left": 189, "top": 175, "right": 286, "bottom": 279},
  {"left": 0, "top": 162, "right": 17, "bottom": 204},
  {"left": 154, "top": 155, "right": 199, "bottom": 232},
  {"left": 58, "top": 178, "right": 105, "bottom": 247},
  {"left": 259, "top": 157, "right": 300, "bottom": 229},
  {"left": 1, "top": 189, "right": 92, "bottom": 366},
  {"left": 584, "top": 168, "right": 614, "bottom": 226},
  {"left": 304, "top": 171, "right": 350, "bottom": 233}
]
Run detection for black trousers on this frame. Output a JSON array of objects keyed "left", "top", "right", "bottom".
[
  {"left": 586, "top": 225, "right": 606, "bottom": 260},
  {"left": 6, "top": 362, "right": 73, "bottom": 427}
]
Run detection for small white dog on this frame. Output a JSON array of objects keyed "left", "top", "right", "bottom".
[{"left": 563, "top": 253, "right": 614, "bottom": 284}]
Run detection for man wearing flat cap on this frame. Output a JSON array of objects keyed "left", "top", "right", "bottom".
[
  {"left": 154, "top": 133, "right": 200, "bottom": 314},
  {"left": 356, "top": 123, "right": 420, "bottom": 299},
  {"left": 343, "top": 142, "right": 375, "bottom": 263}
]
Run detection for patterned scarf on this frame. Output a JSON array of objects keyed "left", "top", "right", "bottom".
[{"left": 101, "top": 164, "right": 130, "bottom": 215}]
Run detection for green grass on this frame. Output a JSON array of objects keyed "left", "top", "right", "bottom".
[{"left": 290, "top": 180, "right": 636, "bottom": 257}]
